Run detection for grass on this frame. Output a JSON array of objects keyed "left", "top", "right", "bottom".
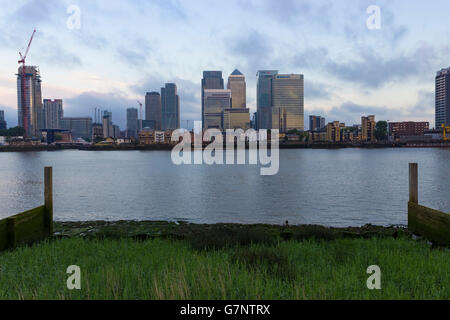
[{"left": 0, "top": 236, "right": 448, "bottom": 300}]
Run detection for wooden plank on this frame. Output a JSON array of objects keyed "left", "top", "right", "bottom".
[
  {"left": 44, "top": 166, "right": 53, "bottom": 235},
  {"left": 409, "top": 163, "right": 418, "bottom": 204},
  {"left": 408, "top": 202, "right": 450, "bottom": 245}
]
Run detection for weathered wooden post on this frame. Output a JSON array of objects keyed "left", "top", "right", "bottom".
[
  {"left": 44, "top": 167, "right": 53, "bottom": 235},
  {"left": 409, "top": 163, "right": 418, "bottom": 204}
]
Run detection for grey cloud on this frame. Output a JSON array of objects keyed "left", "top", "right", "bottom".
[
  {"left": 116, "top": 47, "right": 148, "bottom": 67},
  {"left": 226, "top": 30, "right": 274, "bottom": 75},
  {"left": 65, "top": 91, "right": 137, "bottom": 129},
  {"left": 325, "top": 45, "right": 436, "bottom": 88},
  {"left": 37, "top": 34, "right": 82, "bottom": 68},
  {"left": 304, "top": 81, "right": 332, "bottom": 100}
]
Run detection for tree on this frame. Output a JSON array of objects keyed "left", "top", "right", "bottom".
[
  {"left": 0, "top": 126, "right": 25, "bottom": 137},
  {"left": 375, "top": 121, "right": 388, "bottom": 141}
]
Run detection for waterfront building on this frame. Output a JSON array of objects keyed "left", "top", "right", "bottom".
[
  {"left": 145, "top": 92, "right": 162, "bottom": 130},
  {"left": 102, "top": 111, "right": 113, "bottom": 138},
  {"left": 326, "top": 121, "right": 342, "bottom": 142},
  {"left": 43, "top": 99, "right": 63, "bottom": 129},
  {"left": 256, "top": 70, "right": 278, "bottom": 130},
  {"left": 142, "top": 119, "right": 156, "bottom": 130},
  {"left": 389, "top": 121, "right": 430, "bottom": 140},
  {"left": 203, "top": 89, "right": 231, "bottom": 130},
  {"left": 126, "top": 108, "right": 139, "bottom": 139},
  {"left": 113, "top": 125, "right": 121, "bottom": 139},
  {"left": 202, "top": 71, "right": 224, "bottom": 129},
  {"left": 91, "top": 123, "right": 103, "bottom": 141},
  {"left": 271, "top": 74, "right": 304, "bottom": 132},
  {"left": 223, "top": 108, "right": 251, "bottom": 130},
  {"left": 435, "top": 67, "right": 450, "bottom": 128},
  {"left": 309, "top": 115, "right": 326, "bottom": 132},
  {"left": 60, "top": 117, "right": 92, "bottom": 140},
  {"left": 162, "top": 83, "right": 180, "bottom": 130},
  {"left": 0, "top": 110, "right": 6, "bottom": 130},
  {"left": 361, "top": 115, "right": 376, "bottom": 142},
  {"left": 17, "top": 65, "right": 43, "bottom": 137}
]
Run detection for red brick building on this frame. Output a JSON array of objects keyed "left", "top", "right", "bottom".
[{"left": 389, "top": 122, "right": 429, "bottom": 139}]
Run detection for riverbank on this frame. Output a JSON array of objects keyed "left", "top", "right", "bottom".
[
  {"left": 0, "top": 221, "right": 448, "bottom": 300},
  {"left": 1, "top": 141, "right": 449, "bottom": 152}
]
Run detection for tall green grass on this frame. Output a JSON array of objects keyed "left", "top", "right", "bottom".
[{"left": 0, "top": 237, "right": 448, "bottom": 299}]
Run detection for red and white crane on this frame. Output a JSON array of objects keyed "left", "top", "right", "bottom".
[{"left": 18, "top": 29, "right": 36, "bottom": 137}]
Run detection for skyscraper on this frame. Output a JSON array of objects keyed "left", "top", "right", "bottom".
[
  {"left": 227, "top": 69, "right": 246, "bottom": 109},
  {"left": 126, "top": 108, "right": 139, "bottom": 138},
  {"left": 0, "top": 110, "right": 6, "bottom": 130},
  {"left": 17, "top": 65, "right": 43, "bottom": 137},
  {"left": 271, "top": 74, "right": 304, "bottom": 132},
  {"left": 202, "top": 71, "right": 224, "bottom": 129},
  {"left": 145, "top": 92, "right": 162, "bottom": 130},
  {"left": 102, "top": 110, "right": 113, "bottom": 138},
  {"left": 309, "top": 115, "right": 325, "bottom": 132},
  {"left": 60, "top": 117, "right": 92, "bottom": 140},
  {"left": 225, "top": 69, "right": 250, "bottom": 130},
  {"left": 162, "top": 83, "right": 180, "bottom": 130},
  {"left": 203, "top": 89, "right": 231, "bottom": 130},
  {"left": 256, "top": 70, "right": 278, "bottom": 130},
  {"left": 435, "top": 67, "right": 450, "bottom": 128},
  {"left": 43, "top": 99, "right": 63, "bottom": 129}
]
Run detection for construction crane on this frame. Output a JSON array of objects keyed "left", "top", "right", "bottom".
[
  {"left": 18, "top": 29, "right": 36, "bottom": 137},
  {"left": 442, "top": 124, "right": 450, "bottom": 141},
  {"left": 137, "top": 100, "right": 143, "bottom": 131}
]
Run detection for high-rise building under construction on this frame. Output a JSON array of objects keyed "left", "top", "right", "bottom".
[{"left": 17, "top": 65, "right": 43, "bottom": 137}]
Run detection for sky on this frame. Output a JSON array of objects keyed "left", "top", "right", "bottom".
[{"left": 0, "top": 0, "right": 449, "bottom": 130}]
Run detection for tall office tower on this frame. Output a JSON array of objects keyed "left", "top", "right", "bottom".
[
  {"left": 0, "top": 110, "right": 6, "bottom": 130},
  {"left": 271, "top": 74, "right": 304, "bottom": 132},
  {"left": 145, "top": 92, "right": 162, "bottom": 130},
  {"left": 361, "top": 115, "right": 376, "bottom": 142},
  {"left": 161, "top": 83, "right": 180, "bottom": 130},
  {"left": 225, "top": 69, "right": 250, "bottom": 129},
  {"left": 60, "top": 117, "right": 92, "bottom": 140},
  {"left": 43, "top": 99, "right": 63, "bottom": 129},
  {"left": 102, "top": 111, "right": 113, "bottom": 138},
  {"left": 435, "top": 67, "right": 450, "bottom": 128},
  {"left": 227, "top": 69, "right": 246, "bottom": 109},
  {"left": 202, "top": 71, "right": 224, "bottom": 129},
  {"left": 256, "top": 70, "right": 278, "bottom": 129},
  {"left": 309, "top": 115, "right": 325, "bottom": 132},
  {"left": 126, "top": 108, "right": 139, "bottom": 138},
  {"left": 203, "top": 89, "right": 231, "bottom": 130},
  {"left": 17, "top": 65, "right": 43, "bottom": 137}
]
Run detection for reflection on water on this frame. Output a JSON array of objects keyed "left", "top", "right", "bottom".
[{"left": 0, "top": 149, "right": 448, "bottom": 227}]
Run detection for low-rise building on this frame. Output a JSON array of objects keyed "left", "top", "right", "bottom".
[
  {"left": 389, "top": 121, "right": 429, "bottom": 140},
  {"left": 326, "top": 121, "right": 343, "bottom": 142}
]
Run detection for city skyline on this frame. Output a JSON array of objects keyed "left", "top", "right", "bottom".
[{"left": 1, "top": 1, "right": 450, "bottom": 129}]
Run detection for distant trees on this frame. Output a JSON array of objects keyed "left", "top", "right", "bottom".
[
  {"left": 375, "top": 121, "right": 388, "bottom": 141},
  {"left": 0, "top": 126, "right": 25, "bottom": 137}
]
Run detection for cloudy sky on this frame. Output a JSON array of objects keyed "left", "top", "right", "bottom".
[{"left": 0, "top": 0, "right": 449, "bottom": 129}]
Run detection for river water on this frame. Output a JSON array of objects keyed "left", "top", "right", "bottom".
[{"left": 0, "top": 148, "right": 448, "bottom": 227}]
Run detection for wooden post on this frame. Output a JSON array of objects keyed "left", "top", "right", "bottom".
[
  {"left": 409, "top": 163, "right": 418, "bottom": 204},
  {"left": 44, "top": 167, "right": 53, "bottom": 235}
]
